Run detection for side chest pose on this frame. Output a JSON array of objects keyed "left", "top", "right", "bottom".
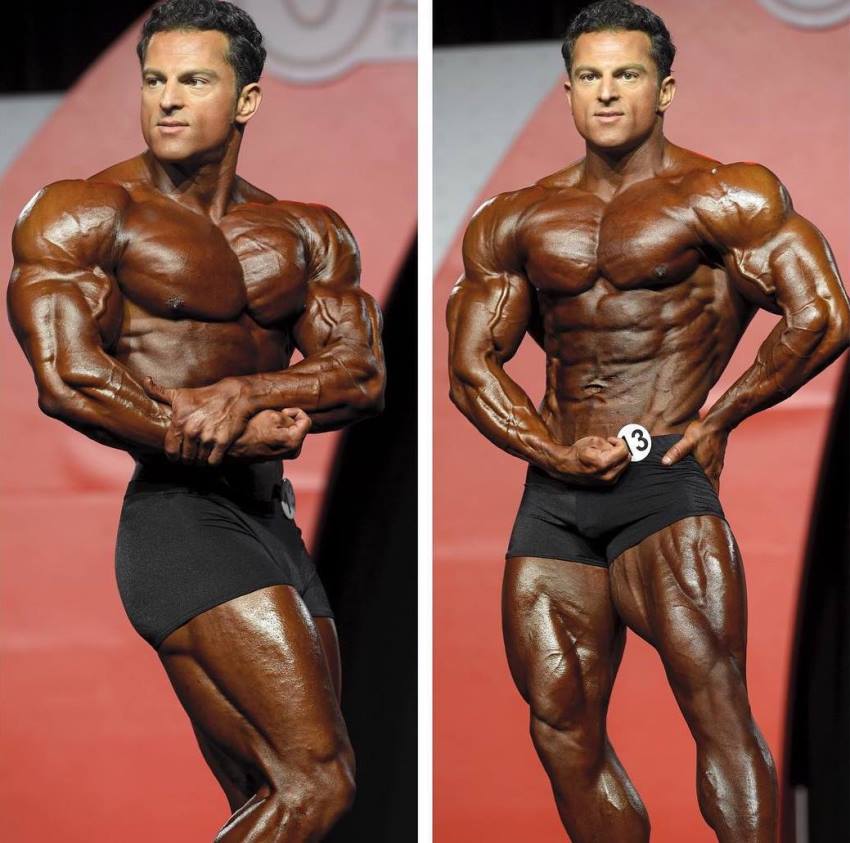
[
  {"left": 7, "top": 1, "right": 384, "bottom": 840},
  {"left": 447, "top": 2, "right": 848, "bottom": 841}
]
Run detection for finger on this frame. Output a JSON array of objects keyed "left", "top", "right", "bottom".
[
  {"left": 292, "top": 416, "right": 311, "bottom": 437},
  {"left": 180, "top": 423, "right": 202, "bottom": 464},
  {"left": 281, "top": 408, "right": 310, "bottom": 429},
  {"left": 164, "top": 426, "right": 182, "bottom": 462},
  {"left": 602, "top": 459, "right": 630, "bottom": 482},
  {"left": 196, "top": 436, "right": 216, "bottom": 466},
  {"left": 600, "top": 441, "right": 630, "bottom": 470},
  {"left": 181, "top": 437, "right": 199, "bottom": 464},
  {"left": 207, "top": 440, "right": 229, "bottom": 467},
  {"left": 292, "top": 408, "right": 312, "bottom": 430},
  {"left": 145, "top": 377, "right": 174, "bottom": 405},
  {"left": 661, "top": 437, "right": 694, "bottom": 466},
  {"left": 282, "top": 426, "right": 303, "bottom": 448},
  {"left": 612, "top": 439, "right": 631, "bottom": 462}
]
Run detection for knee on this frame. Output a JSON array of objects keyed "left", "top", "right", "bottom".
[
  {"left": 318, "top": 752, "right": 356, "bottom": 825},
  {"left": 528, "top": 683, "right": 607, "bottom": 770},
  {"left": 288, "top": 743, "right": 356, "bottom": 834}
]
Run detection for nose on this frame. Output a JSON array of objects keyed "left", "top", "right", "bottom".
[
  {"left": 159, "top": 78, "right": 183, "bottom": 113},
  {"left": 597, "top": 75, "right": 619, "bottom": 105}
]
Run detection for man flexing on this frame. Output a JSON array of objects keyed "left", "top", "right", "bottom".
[
  {"left": 7, "top": 1, "right": 384, "bottom": 840},
  {"left": 447, "top": 2, "right": 848, "bottom": 841}
]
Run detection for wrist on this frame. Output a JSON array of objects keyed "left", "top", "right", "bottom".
[
  {"left": 529, "top": 435, "right": 576, "bottom": 476},
  {"left": 700, "top": 412, "right": 733, "bottom": 437},
  {"left": 221, "top": 376, "right": 261, "bottom": 416}
]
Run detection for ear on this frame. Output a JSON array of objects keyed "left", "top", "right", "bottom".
[
  {"left": 657, "top": 74, "right": 676, "bottom": 114},
  {"left": 235, "top": 82, "right": 262, "bottom": 125},
  {"left": 563, "top": 77, "right": 573, "bottom": 108}
]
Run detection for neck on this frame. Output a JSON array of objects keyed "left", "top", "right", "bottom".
[
  {"left": 145, "top": 129, "right": 243, "bottom": 222},
  {"left": 582, "top": 120, "right": 668, "bottom": 196}
]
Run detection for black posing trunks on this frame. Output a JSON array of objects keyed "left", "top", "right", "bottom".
[
  {"left": 115, "top": 459, "right": 333, "bottom": 650},
  {"left": 507, "top": 433, "right": 726, "bottom": 567}
]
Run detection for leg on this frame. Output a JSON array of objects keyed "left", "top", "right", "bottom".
[
  {"left": 503, "top": 556, "right": 650, "bottom": 842},
  {"left": 610, "top": 516, "right": 777, "bottom": 842},
  {"left": 158, "top": 584, "right": 355, "bottom": 842},
  {"left": 190, "top": 720, "right": 255, "bottom": 814},
  {"left": 186, "top": 620, "right": 340, "bottom": 815},
  {"left": 314, "top": 617, "right": 342, "bottom": 703}
]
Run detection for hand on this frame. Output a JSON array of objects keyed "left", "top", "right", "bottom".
[
  {"left": 228, "top": 408, "right": 312, "bottom": 462},
  {"left": 661, "top": 419, "right": 728, "bottom": 491},
  {"left": 144, "top": 377, "right": 254, "bottom": 466},
  {"left": 544, "top": 436, "right": 631, "bottom": 487}
]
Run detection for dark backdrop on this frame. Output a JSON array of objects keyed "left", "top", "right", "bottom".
[
  {"left": 2, "top": 2, "right": 151, "bottom": 91},
  {"left": 435, "top": 0, "right": 593, "bottom": 46},
  {"left": 316, "top": 241, "right": 418, "bottom": 841},
  {"left": 783, "top": 359, "right": 850, "bottom": 841}
]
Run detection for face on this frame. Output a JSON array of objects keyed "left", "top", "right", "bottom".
[
  {"left": 140, "top": 29, "right": 260, "bottom": 164},
  {"left": 565, "top": 29, "right": 675, "bottom": 153}
]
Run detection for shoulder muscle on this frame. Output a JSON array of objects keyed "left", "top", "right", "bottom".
[
  {"left": 692, "top": 162, "right": 792, "bottom": 251},
  {"left": 12, "top": 179, "right": 130, "bottom": 269},
  {"left": 276, "top": 201, "right": 360, "bottom": 290}
]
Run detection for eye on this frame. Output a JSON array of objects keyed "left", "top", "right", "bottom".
[
  {"left": 188, "top": 77, "right": 208, "bottom": 86},
  {"left": 623, "top": 71, "right": 639, "bottom": 81},
  {"left": 144, "top": 77, "right": 160, "bottom": 87},
  {"left": 578, "top": 72, "right": 596, "bottom": 82}
]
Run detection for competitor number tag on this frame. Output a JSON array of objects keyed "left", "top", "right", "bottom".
[
  {"left": 617, "top": 423, "right": 652, "bottom": 462},
  {"left": 280, "top": 477, "right": 296, "bottom": 520}
]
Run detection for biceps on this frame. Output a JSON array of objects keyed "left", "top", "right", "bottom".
[
  {"left": 292, "top": 285, "right": 382, "bottom": 357},
  {"left": 730, "top": 214, "right": 844, "bottom": 318}
]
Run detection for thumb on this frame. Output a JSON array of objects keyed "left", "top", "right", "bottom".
[
  {"left": 662, "top": 436, "right": 694, "bottom": 466},
  {"left": 144, "top": 376, "right": 174, "bottom": 405}
]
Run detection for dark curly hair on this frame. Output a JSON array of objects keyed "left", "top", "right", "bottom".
[
  {"left": 136, "top": 0, "right": 266, "bottom": 94},
  {"left": 561, "top": 0, "right": 675, "bottom": 82}
]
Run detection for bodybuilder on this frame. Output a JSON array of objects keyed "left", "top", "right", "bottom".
[
  {"left": 447, "top": 2, "right": 848, "bottom": 841},
  {"left": 7, "top": 1, "right": 384, "bottom": 840}
]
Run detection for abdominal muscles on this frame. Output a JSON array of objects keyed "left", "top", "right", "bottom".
[
  {"left": 540, "top": 271, "right": 741, "bottom": 441},
  {"left": 114, "top": 310, "right": 291, "bottom": 389}
]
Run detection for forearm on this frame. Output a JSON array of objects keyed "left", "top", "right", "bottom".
[
  {"left": 38, "top": 355, "right": 171, "bottom": 455},
  {"left": 450, "top": 358, "right": 560, "bottom": 470},
  {"left": 703, "top": 304, "right": 850, "bottom": 433},
  {"left": 223, "top": 345, "right": 385, "bottom": 432}
]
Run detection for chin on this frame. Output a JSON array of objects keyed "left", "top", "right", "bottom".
[
  {"left": 148, "top": 140, "right": 199, "bottom": 164},
  {"left": 585, "top": 127, "right": 648, "bottom": 154}
]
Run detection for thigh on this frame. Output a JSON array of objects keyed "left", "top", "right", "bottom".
[
  {"left": 610, "top": 516, "right": 748, "bottom": 677},
  {"left": 157, "top": 584, "right": 351, "bottom": 792},
  {"left": 503, "top": 555, "right": 624, "bottom": 722},
  {"left": 315, "top": 617, "right": 342, "bottom": 703}
]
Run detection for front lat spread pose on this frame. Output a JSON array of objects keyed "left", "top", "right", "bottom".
[
  {"left": 7, "top": 1, "right": 384, "bottom": 840},
  {"left": 447, "top": 2, "right": 848, "bottom": 841}
]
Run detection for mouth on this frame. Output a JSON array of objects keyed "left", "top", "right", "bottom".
[
  {"left": 594, "top": 112, "right": 624, "bottom": 123},
  {"left": 157, "top": 122, "right": 188, "bottom": 133}
]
